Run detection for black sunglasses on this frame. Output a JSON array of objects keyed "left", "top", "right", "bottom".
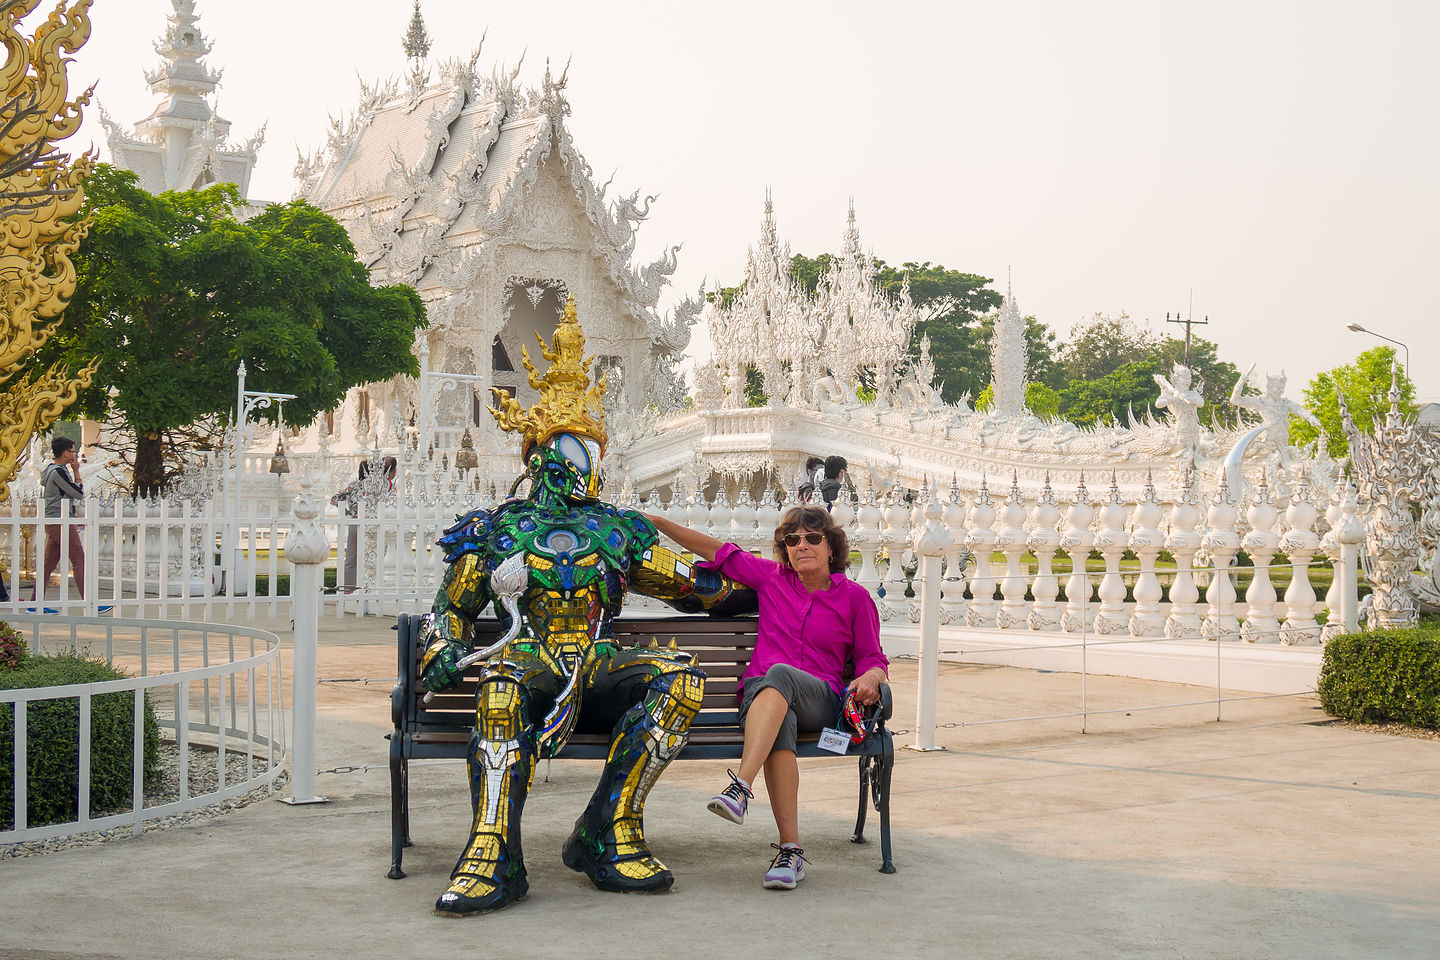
[{"left": 783, "top": 532, "right": 825, "bottom": 547}]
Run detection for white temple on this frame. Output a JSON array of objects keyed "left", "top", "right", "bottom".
[
  {"left": 100, "top": 1, "right": 265, "bottom": 202},
  {"left": 618, "top": 196, "right": 1342, "bottom": 508},
  {"left": 294, "top": 4, "right": 695, "bottom": 454}
]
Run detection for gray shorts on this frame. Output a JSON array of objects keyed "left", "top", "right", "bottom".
[{"left": 739, "top": 664, "right": 842, "bottom": 754}]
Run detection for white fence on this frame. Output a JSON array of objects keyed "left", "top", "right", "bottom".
[
  {"left": 2, "top": 614, "right": 285, "bottom": 843},
  {"left": 0, "top": 475, "right": 1363, "bottom": 643}
]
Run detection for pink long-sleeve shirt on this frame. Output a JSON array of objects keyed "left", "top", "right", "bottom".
[{"left": 703, "top": 542, "right": 887, "bottom": 699}]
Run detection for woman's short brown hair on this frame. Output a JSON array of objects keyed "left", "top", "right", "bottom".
[{"left": 773, "top": 504, "right": 850, "bottom": 573}]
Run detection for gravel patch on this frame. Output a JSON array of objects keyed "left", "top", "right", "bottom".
[
  {"left": 1, "top": 740, "right": 288, "bottom": 859},
  {"left": 1333, "top": 719, "right": 1440, "bottom": 742}
]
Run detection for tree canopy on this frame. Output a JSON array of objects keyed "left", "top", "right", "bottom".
[
  {"left": 1291, "top": 346, "right": 1417, "bottom": 459},
  {"left": 36, "top": 164, "right": 427, "bottom": 491},
  {"left": 1057, "top": 312, "right": 1243, "bottom": 424}
]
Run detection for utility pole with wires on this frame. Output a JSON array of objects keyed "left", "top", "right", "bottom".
[{"left": 1166, "top": 290, "right": 1208, "bottom": 366}]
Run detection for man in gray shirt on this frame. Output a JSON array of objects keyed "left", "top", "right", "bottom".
[{"left": 36, "top": 435, "right": 85, "bottom": 601}]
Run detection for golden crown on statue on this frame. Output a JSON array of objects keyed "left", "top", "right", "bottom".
[{"left": 488, "top": 297, "right": 608, "bottom": 453}]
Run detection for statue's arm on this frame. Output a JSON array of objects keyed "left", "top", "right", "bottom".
[
  {"left": 624, "top": 510, "right": 756, "bottom": 615},
  {"left": 1291, "top": 401, "right": 1321, "bottom": 427},
  {"left": 1229, "top": 366, "right": 1254, "bottom": 406},
  {"left": 420, "top": 520, "right": 495, "bottom": 692}
]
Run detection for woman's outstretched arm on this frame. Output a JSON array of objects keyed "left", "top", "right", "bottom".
[{"left": 645, "top": 513, "right": 725, "bottom": 562}]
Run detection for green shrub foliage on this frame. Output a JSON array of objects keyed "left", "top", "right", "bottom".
[
  {"left": 0, "top": 622, "right": 25, "bottom": 671},
  {"left": 1317, "top": 626, "right": 1440, "bottom": 729},
  {"left": 1, "top": 653, "right": 161, "bottom": 830}
]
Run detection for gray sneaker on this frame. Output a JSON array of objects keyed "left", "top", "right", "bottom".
[
  {"left": 707, "top": 769, "right": 752, "bottom": 824},
  {"left": 763, "top": 843, "right": 807, "bottom": 889}
]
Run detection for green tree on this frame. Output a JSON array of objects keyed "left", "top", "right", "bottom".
[
  {"left": 1059, "top": 359, "right": 1163, "bottom": 428},
  {"left": 1058, "top": 312, "right": 1154, "bottom": 382},
  {"left": 36, "top": 165, "right": 426, "bottom": 493},
  {"left": 1291, "top": 346, "right": 1417, "bottom": 459},
  {"left": 974, "top": 381, "right": 1063, "bottom": 420}
]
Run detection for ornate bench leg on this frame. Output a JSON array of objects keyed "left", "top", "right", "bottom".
[
  {"left": 388, "top": 745, "right": 407, "bottom": 879},
  {"left": 850, "top": 755, "right": 870, "bottom": 844},
  {"left": 877, "top": 746, "right": 896, "bottom": 874}
]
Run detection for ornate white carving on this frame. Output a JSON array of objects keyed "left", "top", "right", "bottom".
[{"left": 1341, "top": 370, "right": 1440, "bottom": 627}]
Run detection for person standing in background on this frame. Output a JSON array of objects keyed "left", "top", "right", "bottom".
[
  {"left": 819, "top": 455, "right": 848, "bottom": 508},
  {"left": 35, "top": 436, "right": 85, "bottom": 601}
]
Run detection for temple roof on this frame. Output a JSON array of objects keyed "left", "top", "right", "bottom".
[
  {"left": 296, "top": 51, "right": 681, "bottom": 319},
  {"left": 101, "top": 1, "right": 264, "bottom": 198}
]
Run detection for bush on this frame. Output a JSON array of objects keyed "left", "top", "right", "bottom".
[
  {"left": 0, "top": 622, "right": 25, "bottom": 671},
  {"left": 1, "top": 652, "right": 161, "bottom": 830},
  {"left": 1317, "top": 624, "right": 1440, "bottom": 729}
]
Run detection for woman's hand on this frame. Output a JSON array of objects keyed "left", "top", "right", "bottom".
[{"left": 847, "top": 666, "right": 887, "bottom": 706}]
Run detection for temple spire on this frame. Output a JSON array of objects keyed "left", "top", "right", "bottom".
[
  {"left": 104, "top": 1, "right": 262, "bottom": 197},
  {"left": 842, "top": 197, "right": 863, "bottom": 264},
  {"left": 991, "top": 267, "right": 1027, "bottom": 418},
  {"left": 402, "top": 1, "right": 432, "bottom": 65}
]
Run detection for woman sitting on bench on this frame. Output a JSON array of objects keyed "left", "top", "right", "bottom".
[{"left": 646, "top": 504, "right": 888, "bottom": 890}]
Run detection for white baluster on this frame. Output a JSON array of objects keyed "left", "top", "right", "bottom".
[
  {"left": 964, "top": 476, "right": 998, "bottom": 628},
  {"left": 1060, "top": 475, "right": 1095, "bottom": 633},
  {"left": 1128, "top": 472, "right": 1165, "bottom": 637},
  {"left": 878, "top": 484, "right": 910, "bottom": 621},
  {"left": 708, "top": 486, "right": 733, "bottom": 546},
  {"left": 1164, "top": 470, "right": 1204, "bottom": 638},
  {"left": 1201, "top": 476, "right": 1241, "bottom": 640},
  {"left": 1240, "top": 473, "right": 1281, "bottom": 643},
  {"left": 754, "top": 484, "right": 781, "bottom": 552},
  {"left": 941, "top": 475, "right": 968, "bottom": 625},
  {"left": 685, "top": 478, "right": 711, "bottom": 539},
  {"left": 1091, "top": 475, "right": 1129, "bottom": 635},
  {"left": 1326, "top": 482, "right": 1364, "bottom": 641},
  {"left": 730, "top": 487, "right": 757, "bottom": 546},
  {"left": 1279, "top": 485, "right": 1320, "bottom": 645},
  {"left": 995, "top": 472, "right": 1029, "bottom": 629},
  {"left": 852, "top": 482, "right": 883, "bottom": 600},
  {"left": 1027, "top": 473, "right": 1062, "bottom": 631},
  {"left": 1319, "top": 484, "right": 1346, "bottom": 641}
]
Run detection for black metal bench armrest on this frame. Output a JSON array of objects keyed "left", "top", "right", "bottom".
[{"left": 876, "top": 681, "right": 893, "bottom": 723}]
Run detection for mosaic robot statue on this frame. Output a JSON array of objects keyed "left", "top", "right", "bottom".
[{"left": 420, "top": 299, "right": 744, "bottom": 916}]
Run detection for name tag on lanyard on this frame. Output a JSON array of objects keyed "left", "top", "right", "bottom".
[{"left": 817, "top": 727, "right": 850, "bottom": 755}]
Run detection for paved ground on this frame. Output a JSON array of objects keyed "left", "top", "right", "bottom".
[{"left": 3, "top": 615, "right": 1438, "bottom": 960}]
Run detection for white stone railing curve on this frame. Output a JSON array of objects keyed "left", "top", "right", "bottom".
[
  {"left": 625, "top": 477, "right": 1366, "bottom": 646},
  {"left": 1, "top": 615, "right": 285, "bottom": 843}
]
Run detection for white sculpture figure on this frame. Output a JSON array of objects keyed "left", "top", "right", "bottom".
[
  {"left": 1153, "top": 363, "right": 1203, "bottom": 455},
  {"left": 1229, "top": 366, "right": 1319, "bottom": 452}
]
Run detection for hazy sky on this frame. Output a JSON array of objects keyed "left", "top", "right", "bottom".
[{"left": 66, "top": 1, "right": 1440, "bottom": 398}]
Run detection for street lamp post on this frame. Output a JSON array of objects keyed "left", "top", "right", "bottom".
[
  {"left": 1345, "top": 322, "right": 1410, "bottom": 376},
  {"left": 227, "top": 361, "right": 297, "bottom": 596}
]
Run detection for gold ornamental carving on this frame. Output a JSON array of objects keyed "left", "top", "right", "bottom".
[
  {"left": 0, "top": 0, "right": 98, "bottom": 502},
  {"left": 488, "top": 296, "right": 607, "bottom": 453}
]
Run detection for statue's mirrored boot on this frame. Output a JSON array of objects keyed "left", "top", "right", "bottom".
[
  {"left": 435, "top": 679, "right": 536, "bottom": 916},
  {"left": 562, "top": 669, "right": 703, "bottom": 892}
]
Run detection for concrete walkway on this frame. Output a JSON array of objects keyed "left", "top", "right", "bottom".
[{"left": 3, "top": 615, "right": 1438, "bottom": 960}]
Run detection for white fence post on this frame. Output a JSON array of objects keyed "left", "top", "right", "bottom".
[
  {"left": 909, "top": 485, "right": 949, "bottom": 752},
  {"left": 1335, "top": 483, "right": 1364, "bottom": 636},
  {"left": 282, "top": 476, "right": 328, "bottom": 805}
]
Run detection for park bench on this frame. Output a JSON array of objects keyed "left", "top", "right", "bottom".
[{"left": 387, "top": 611, "right": 896, "bottom": 880}]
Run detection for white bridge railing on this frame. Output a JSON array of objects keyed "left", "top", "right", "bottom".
[
  {"left": 0, "top": 470, "right": 1364, "bottom": 644},
  {"left": 1, "top": 615, "right": 285, "bottom": 843}
]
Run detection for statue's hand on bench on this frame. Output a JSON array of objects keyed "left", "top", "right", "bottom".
[{"left": 421, "top": 640, "right": 465, "bottom": 694}]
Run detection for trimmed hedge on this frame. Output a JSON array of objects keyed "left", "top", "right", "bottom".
[
  {"left": 1, "top": 652, "right": 161, "bottom": 830},
  {"left": 1317, "top": 624, "right": 1440, "bottom": 729}
]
